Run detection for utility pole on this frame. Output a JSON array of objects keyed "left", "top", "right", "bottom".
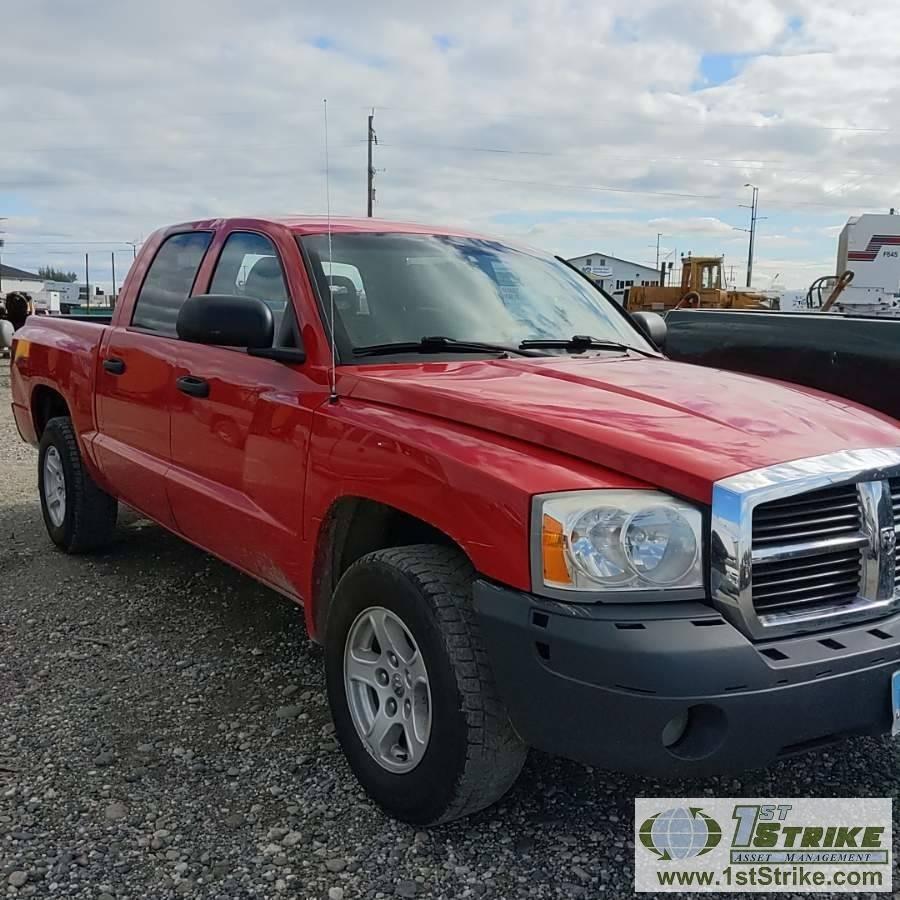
[
  {"left": 85, "top": 253, "right": 90, "bottom": 313},
  {"left": 661, "top": 247, "right": 677, "bottom": 286},
  {"left": 0, "top": 218, "right": 6, "bottom": 293},
  {"left": 367, "top": 109, "right": 377, "bottom": 217},
  {"left": 742, "top": 183, "right": 759, "bottom": 288},
  {"left": 111, "top": 251, "right": 117, "bottom": 304},
  {"left": 655, "top": 233, "right": 662, "bottom": 269}
]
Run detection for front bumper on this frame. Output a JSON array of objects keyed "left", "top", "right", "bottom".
[{"left": 474, "top": 580, "right": 900, "bottom": 776}]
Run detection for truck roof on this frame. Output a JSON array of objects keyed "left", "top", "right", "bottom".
[{"left": 170, "top": 216, "right": 484, "bottom": 238}]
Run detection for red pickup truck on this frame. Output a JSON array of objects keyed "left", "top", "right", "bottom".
[{"left": 10, "top": 217, "right": 900, "bottom": 824}]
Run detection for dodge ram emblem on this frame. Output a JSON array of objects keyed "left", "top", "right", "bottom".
[{"left": 881, "top": 527, "right": 897, "bottom": 555}]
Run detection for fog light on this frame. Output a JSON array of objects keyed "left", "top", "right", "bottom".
[
  {"left": 662, "top": 704, "right": 728, "bottom": 760},
  {"left": 662, "top": 710, "right": 689, "bottom": 748}
]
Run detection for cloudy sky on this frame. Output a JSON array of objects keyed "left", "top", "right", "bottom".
[{"left": 2, "top": 0, "right": 897, "bottom": 291}]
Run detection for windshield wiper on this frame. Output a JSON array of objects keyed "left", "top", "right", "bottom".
[
  {"left": 519, "top": 335, "right": 658, "bottom": 357},
  {"left": 353, "top": 336, "right": 541, "bottom": 358}
]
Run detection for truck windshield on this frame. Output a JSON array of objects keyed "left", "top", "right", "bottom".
[{"left": 299, "top": 233, "right": 654, "bottom": 360}]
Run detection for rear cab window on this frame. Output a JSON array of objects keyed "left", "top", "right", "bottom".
[{"left": 131, "top": 232, "right": 212, "bottom": 335}]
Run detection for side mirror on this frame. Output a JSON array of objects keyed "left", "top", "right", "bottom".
[
  {"left": 631, "top": 311, "right": 667, "bottom": 350},
  {"left": 177, "top": 294, "right": 274, "bottom": 349}
]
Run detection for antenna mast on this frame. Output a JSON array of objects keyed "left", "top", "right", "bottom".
[{"left": 324, "top": 99, "right": 338, "bottom": 404}]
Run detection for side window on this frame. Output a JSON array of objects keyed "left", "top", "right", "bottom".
[
  {"left": 209, "top": 232, "right": 295, "bottom": 347},
  {"left": 132, "top": 232, "right": 212, "bottom": 335},
  {"left": 210, "top": 232, "right": 288, "bottom": 312}
]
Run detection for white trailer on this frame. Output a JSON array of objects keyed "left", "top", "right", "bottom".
[
  {"left": 32, "top": 289, "right": 62, "bottom": 314},
  {"left": 832, "top": 213, "right": 900, "bottom": 317}
]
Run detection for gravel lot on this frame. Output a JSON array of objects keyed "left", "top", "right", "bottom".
[{"left": 1, "top": 362, "right": 898, "bottom": 900}]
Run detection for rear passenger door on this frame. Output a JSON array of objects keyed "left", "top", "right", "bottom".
[
  {"left": 94, "top": 231, "right": 212, "bottom": 528},
  {"left": 166, "top": 230, "right": 318, "bottom": 597}
]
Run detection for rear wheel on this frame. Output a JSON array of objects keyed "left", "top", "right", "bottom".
[
  {"left": 38, "top": 417, "right": 118, "bottom": 553},
  {"left": 325, "top": 545, "right": 527, "bottom": 825}
]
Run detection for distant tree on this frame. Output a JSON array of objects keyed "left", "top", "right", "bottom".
[{"left": 37, "top": 266, "right": 78, "bottom": 282}]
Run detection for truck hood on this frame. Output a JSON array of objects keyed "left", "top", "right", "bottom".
[{"left": 342, "top": 355, "right": 900, "bottom": 503}]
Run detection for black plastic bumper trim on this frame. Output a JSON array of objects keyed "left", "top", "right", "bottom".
[{"left": 473, "top": 579, "right": 900, "bottom": 776}]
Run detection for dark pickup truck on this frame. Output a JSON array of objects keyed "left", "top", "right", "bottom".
[{"left": 664, "top": 309, "right": 900, "bottom": 421}]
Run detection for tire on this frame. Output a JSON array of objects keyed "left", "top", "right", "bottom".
[
  {"left": 38, "top": 416, "right": 118, "bottom": 553},
  {"left": 325, "top": 545, "right": 527, "bottom": 825}
]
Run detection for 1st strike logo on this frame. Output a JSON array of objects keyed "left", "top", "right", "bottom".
[{"left": 730, "top": 805, "right": 887, "bottom": 864}]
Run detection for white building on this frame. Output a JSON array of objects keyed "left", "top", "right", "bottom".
[
  {"left": 0, "top": 263, "right": 44, "bottom": 295},
  {"left": 0, "top": 265, "right": 108, "bottom": 313},
  {"left": 567, "top": 252, "right": 661, "bottom": 303}
]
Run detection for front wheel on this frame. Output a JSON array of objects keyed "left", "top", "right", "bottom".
[
  {"left": 325, "top": 545, "right": 527, "bottom": 825},
  {"left": 38, "top": 417, "right": 118, "bottom": 553}
]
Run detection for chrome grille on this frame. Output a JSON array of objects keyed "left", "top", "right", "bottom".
[
  {"left": 711, "top": 449, "right": 900, "bottom": 641},
  {"left": 751, "top": 485, "right": 863, "bottom": 617},
  {"left": 892, "top": 477, "right": 900, "bottom": 591},
  {"left": 753, "top": 548, "right": 863, "bottom": 613},
  {"left": 752, "top": 484, "right": 862, "bottom": 548}
]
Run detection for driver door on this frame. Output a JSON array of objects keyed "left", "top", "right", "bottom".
[{"left": 166, "top": 229, "right": 320, "bottom": 597}]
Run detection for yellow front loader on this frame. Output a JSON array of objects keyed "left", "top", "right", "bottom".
[{"left": 625, "top": 256, "right": 775, "bottom": 313}]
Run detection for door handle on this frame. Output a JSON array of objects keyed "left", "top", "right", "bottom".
[
  {"left": 102, "top": 357, "right": 126, "bottom": 375},
  {"left": 176, "top": 375, "right": 210, "bottom": 398}
]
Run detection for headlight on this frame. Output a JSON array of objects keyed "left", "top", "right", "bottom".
[{"left": 535, "top": 490, "right": 704, "bottom": 596}]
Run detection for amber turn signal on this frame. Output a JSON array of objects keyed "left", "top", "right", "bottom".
[{"left": 541, "top": 513, "right": 572, "bottom": 586}]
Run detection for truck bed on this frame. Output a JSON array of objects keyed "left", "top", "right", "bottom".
[
  {"left": 10, "top": 316, "right": 108, "bottom": 445},
  {"left": 664, "top": 309, "right": 900, "bottom": 420},
  {"left": 50, "top": 312, "right": 114, "bottom": 324}
]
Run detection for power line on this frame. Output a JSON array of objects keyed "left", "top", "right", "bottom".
[
  {"left": 375, "top": 141, "right": 552, "bottom": 157},
  {"left": 2, "top": 137, "right": 898, "bottom": 182},
  {"left": 2, "top": 240, "right": 137, "bottom": 245},
  {"left": 356, "top": 103, "right": 898, "bottom": 134},
  {"left": 10, "top": 140, "right": 898, "bottom": 183},
  {"left": 375, "top": 142, "right": 900, "bottom": 179},
  {"left": 0, "top": 140, "right": 364, "bottom": 154},
  {"left": 3, "top": 116, "right": 894, "bottom": 161},
  {"left": 690, "top": 121, "right": 893, "bottom": 134},
  {"left": 421, "top": 173, "right": 725, "bottom": 200},
  {"left": 371, "top": 114, "right": 896, "bottom": 135},
  {"left": 405, "top": 168, "right": 890, "bottom": 211}
]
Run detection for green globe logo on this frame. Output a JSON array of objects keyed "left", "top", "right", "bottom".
[{"left": 639, "top": 807, "right": 722, "bottom": 861}]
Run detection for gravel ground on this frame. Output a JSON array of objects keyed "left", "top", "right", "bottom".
[{"left": 1, "top": 362, "right": 898, "bottom": 900}]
